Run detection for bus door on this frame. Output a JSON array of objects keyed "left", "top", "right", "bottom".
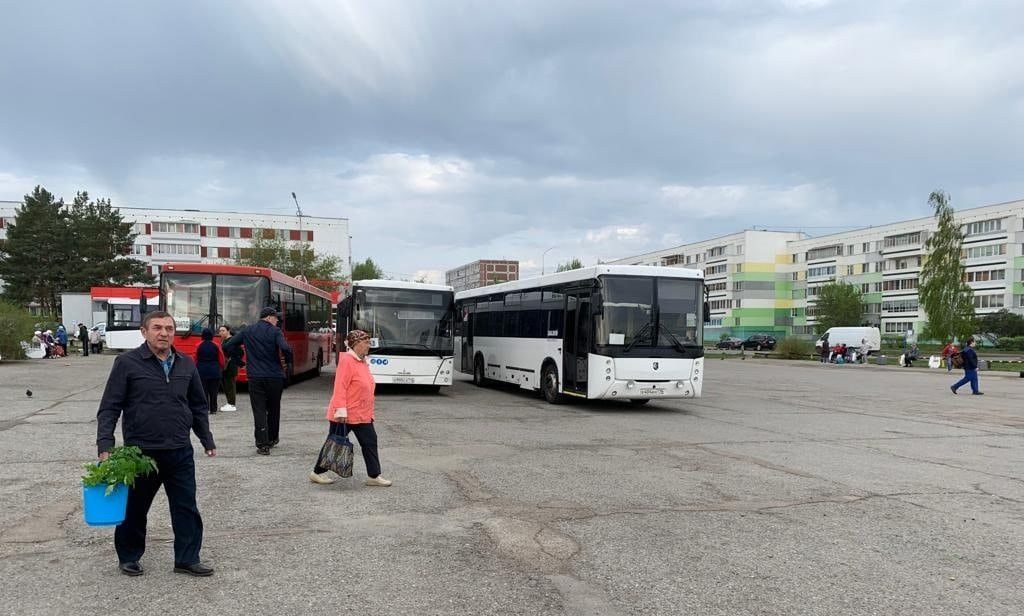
[
  {"left": 562, "top": 290, "right": 593, "bottom": 395},
  {"left": 461, "top": 306, "right": 474, "bottom": 372}
]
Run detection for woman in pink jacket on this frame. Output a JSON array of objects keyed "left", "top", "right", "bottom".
[{"left": 309, "top": 330, "right": 392, "bottom": 487}]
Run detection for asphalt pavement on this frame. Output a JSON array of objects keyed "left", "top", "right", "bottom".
[{"left": 1, "top": 353, "right": 1021, "bottom": 615}]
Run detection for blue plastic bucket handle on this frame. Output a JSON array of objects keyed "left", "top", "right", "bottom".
[{"left": 82, "top": 484, "right": 129, "bottom": 526}]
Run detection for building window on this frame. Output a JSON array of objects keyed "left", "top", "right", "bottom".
[
  {"left": 806, "top": 245, "right": 841, "bottom": 261},
  {"left": 707, "top": 318, "right": 723, "bottom": 327},
  {"left": 704, "top": 264, "right": 728, "bottom": 276},
  {"left": 965, "top": 269, "right": 1006, "bottom": 283},
  {"left": 874, "top": 282, "right": 883, "bottom": 292},
  {"left": 129, "top": 244, "right": 147, "bottom": 256},
  {"left": 706, "top": 282, "right": 728, "bottom": 292},
  {"left": 203, "top": 226, "right": 217, "bottom": 237},
  {"left": 883, "top": 232, "right": 921, "bottom": 248},
  {"left": 707, "top": 246, "right": 726, "bottom": 258},
  {"left": 152, "top": 222, "right": 200, "bottom": 234},
  {"left": 735, "top": 264, "right": 743, "bottom": 273},
  {"left": 133, "top": 223, "right": 148, "bottom": 234},
  {"left": 808, "top": 265, "right": 836, "bottom": 278},
  {"left": 882, "top": 278, "right": 919, "bottom": 291},
  {"left": 973, "top": 294, "right": 1005, "bottom": 309},
  {"left": 792, "top": 272, "right": 800, "bottom": 281},
  {"left": 847, "top": 244, "right": 855, "bottom": 256},
  {"left": 846, "top": 265, "right": 854, "bottom": 276},
  {"left": 963, "top": 218, "right": 1003, "bottom": 236},
  {"left": 964, "top": 244, "right": 1007, "bottom": 259},
  {"left": 862, "top": 242, "right": 871, "bottom": 253},
  {"left": 882, "top": 299, "right": 919, "bottom": 313},
  {"left": 735, "top": 245, "right": 744, "bottom": 255},
  {"left": 152, "top": 243, "right": 200, "bottom": 256},
  {"left": 861, "top": 283, "right": 870, "bottom": 293},
  {"left": 733, "top": 282, "right": 743, "bottom": 292},
  {"left": 884, "top": 321, "right": 915, "bottom": 333}
]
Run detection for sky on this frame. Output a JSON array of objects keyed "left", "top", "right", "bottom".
[{"left": 1, "top": 0, "right": 1022, "bottom": 282}]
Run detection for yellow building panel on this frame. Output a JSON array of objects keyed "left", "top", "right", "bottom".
[
  {"left": 775, "top": 299, "right": 794, "bottom": 309},
  {"left": 775, "top": 253, "right": 792, "bottom": 265},
  {"left": 743, "top": 262, "right": 776, "bottom": 273}
]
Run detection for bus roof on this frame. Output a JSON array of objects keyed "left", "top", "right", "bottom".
[
  {"left": 160, "top": 262, "right": 333, "bottom": 299},
  {"left": 455, "top": 265, "right": 703, "bottom": 300},
  {"left": 353, "top": 279, "right": 454, "bottom": 292}
]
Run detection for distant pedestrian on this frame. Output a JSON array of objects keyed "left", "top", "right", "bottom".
[
  {"left": 55, "top": 325, "right": 68, "bottom": 356},
  {"left": 819, "top": 333, "right": 830, "bottom": 363},
  {"left": 95, "top": 310, "right": 216, "bottom": 577},
  {"left": 951, "top": 337, "right": 982, "bottom": 395},
  {"left": 859, "top": 338, "right": 870, "bottom": 364},
  {"left": 89, "top": 326, "right": 103, "bottom": 354},
  {"left": 217, "top": 325, "right": 240, "bottom": 412},
  {"left": 78, "top": 323, "right": 89, "bottom": 357},
  {"left": 310, "top": 330, "right": 392, "bottom": 487},
  {"left": 940, "top": 340, "right": 958, "bottom": 372},
  {"left": 193, "top": 328, "right": 225, "bottom": 416},
  {"left": 223, "top": 307, "right": 293, "bottom": 455}
]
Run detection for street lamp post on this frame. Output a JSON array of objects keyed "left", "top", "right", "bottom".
[
  {"left": 541, "top": 247, "right": 555, "bottom": 276},
  {"left": 292, "top": 191, "right": 305, "bottom": 280}
]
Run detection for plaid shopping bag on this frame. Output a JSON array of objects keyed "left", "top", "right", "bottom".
[{"left": 316, "top": 429, "right": 354, "bottom": 477}]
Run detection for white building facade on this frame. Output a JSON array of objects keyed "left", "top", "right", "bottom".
[
  {"left": 612, "top": 198, "right": 1024, "bottom": 340},
  {"left": 0, "top": 202, "right": 351, "bottom": 280}
]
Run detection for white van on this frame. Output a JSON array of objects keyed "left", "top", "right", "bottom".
[{"left": 815, "top": 327, "right": 881, "bottom": 354}]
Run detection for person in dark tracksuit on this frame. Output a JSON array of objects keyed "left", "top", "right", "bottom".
[
  {"left": 218, "top": 324, "right": 241, "bottom": 412},
  {"left": 78, "top": 323, "right": 90, "bottom": 356},
  {"left": 193, "top": 327, "right": 225, "bottom": 416},
  {"left": 223, "top": 307, "right": 293, "bottom": 455},
  {"left": 96, "top": 310, "right": 217, "bottom": 578},
  {"left": 951, "top": 337, "right": 983, "bottom": 395}
]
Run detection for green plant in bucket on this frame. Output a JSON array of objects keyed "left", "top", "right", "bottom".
[{"left": 82, "top": 446, "right": 157, "bottom": 495}]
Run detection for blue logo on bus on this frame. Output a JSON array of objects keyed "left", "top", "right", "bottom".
[{"left": 370, "top": 358, "right": 389, "bottom": 366}]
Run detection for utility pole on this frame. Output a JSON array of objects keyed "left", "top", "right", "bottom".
[{"left": 292, "top": 191, "right": 305, "bottom": 280}]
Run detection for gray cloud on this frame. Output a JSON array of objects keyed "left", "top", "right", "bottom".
[{"left": 1, "top": 0, "right": 1022, "bottom": 282}]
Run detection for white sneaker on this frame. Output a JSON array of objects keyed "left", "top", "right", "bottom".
[
  {"left": 365, "top": 476, "right": 393, "bottom": 487},
  {"left": 309, "top": 471, "right": 334, "bottom": 485},
  {"left": 220, "top": 404, "right": 237, "bottom": 412}
]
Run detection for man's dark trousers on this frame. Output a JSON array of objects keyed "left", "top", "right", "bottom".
[
  {"left": 114, "top": 447, "right": 203, "bottom": 566},
  {"left": 249, "top": 377, "right": 284, "bottom": 446}
]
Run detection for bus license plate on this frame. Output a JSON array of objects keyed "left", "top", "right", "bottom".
[
  {"left": 393, "top": 377, "right": 415, "bottom": 384},
  {"left": 639, "top": 388, "right": 662, "bottom": 396}
]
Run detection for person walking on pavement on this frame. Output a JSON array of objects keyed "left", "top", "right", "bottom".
[
  {"left": 217, "top": 324, "right": 240, "bottom": 412},
  {"left": 310, "top": 329, "right": 392, "bottom": 487},
  {"left": 194, "top": 327, "right": 225, "bottom": 416},
  {"left": 78, "top": 323, "right": 90, "bottom": 356},
  {"left": 223, "top": 307, "right": 293, "bottom": 455},
  {"left": 951, "top": 337, "right": 983, "bottom": 395},
  {"left": 95, "top": 310, "right": 217, "bottom": 577}
]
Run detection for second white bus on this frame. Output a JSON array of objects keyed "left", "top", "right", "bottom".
[
  {"left": 337, "top": 280, "right": 455, "bottom": 390},
  {"left": 455, "top": 265, "right": 707, "bottom": 404}
]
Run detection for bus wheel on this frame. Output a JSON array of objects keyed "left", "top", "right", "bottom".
[
  {"left": 473, "top": 356, "right": 487, "bottom": 387},
  {"left": 541, "top": 363, "right": 565, "bottom": 405},
  {"left": 630, "top": 399, "right": 651, "bottom": 406}
]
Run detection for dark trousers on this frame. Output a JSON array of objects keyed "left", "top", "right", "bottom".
[
  {"left": 221, "top": 361, "right": 238, "bottom": 405},
  {"left": 249, "top": 377, "right": 284, "bottom": 447},
  {"left": 313, "top": 421, "right": 381, "bottom": 478},
  {"left": 952, "top": 369, "right": 980, "bottom": 394},
  {"left": 114, "top": 447, "right": 204, "bottom": 566},
  {"left": 201, "top": 377, "right": 219, "bottom": 414},
  {"left": 81, "top": 338, "right": 89, "bottom": 356}
]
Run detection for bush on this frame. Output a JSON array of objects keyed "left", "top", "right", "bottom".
[
  {"left": 0, "top": 301, "right": 40, "bottom": 359},
  {"left": 775, "top": 337, "right": 814, "bottom": 360}
]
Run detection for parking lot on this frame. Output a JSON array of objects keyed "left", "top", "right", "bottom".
[{"left": 1, "top": 355, "right": 1021, "bottom": 615}]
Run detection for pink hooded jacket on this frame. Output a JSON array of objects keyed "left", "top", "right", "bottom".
[{"left": 325, "top": 350, "right": 376, "bottom": 424}]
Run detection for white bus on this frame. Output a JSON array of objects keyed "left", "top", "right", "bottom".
[
  {"left": 105, "top": 298, "right": 145, "bottom": 350},
  {"left": 337, "top": 280, "right": 455, "bottom": 391},
  {"left": 455, "top": 265, "right": 707, "bottom": 404}
]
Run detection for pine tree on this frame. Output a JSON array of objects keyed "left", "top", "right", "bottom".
[
  {"left": 556, "top": 257, "right": 584, "bottom": 272},
  {"left": 66, "top": 191, "right": 153, "bottom": 290},
  {"left": 919, "top": 190, "right": 974, "bottom": 342},
  {"left": 0, "top": 186, "right": 71, "bottom": 315}
]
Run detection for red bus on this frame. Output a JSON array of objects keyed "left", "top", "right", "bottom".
[{"left": 158, "top": 263, "right": 333, "bottom": 381}]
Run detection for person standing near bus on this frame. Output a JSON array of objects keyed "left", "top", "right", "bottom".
[
  {"left": 217, "top": 324, "right": 241, "bottom": 412},
  {"left": 310, "top": 329, "right": 391, "bottom": 487},
  {"left": 78, "top": 323, "right": 90, "bottom": 357},
  {"left": 194, "top": 328, "right": 225, "bottom": 416},
  {"left": 223, "top": 307, "right": 293, "bottom": 455}
]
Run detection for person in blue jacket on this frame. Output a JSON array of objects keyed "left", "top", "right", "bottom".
[
  {"left": 223, "top": 307, "right": 293, "bottom": 455},
  {"left": 193, "top": 328, "right": 225, "bottom": 415},
  {"left": 950, "top": 337, "right": 983, "bottom": 395},
  {"left": 55, "top": 325, "right": 68, "bottom": 356}
]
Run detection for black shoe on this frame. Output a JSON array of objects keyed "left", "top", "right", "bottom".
[
  {"left": 950, "top": 386, "right": 958, "bottom": 395},
  {"left": 174, "top": 562, "right": 214, "bottom": 577},
  {"left": 972, "top": 392, "right": 985, "bottom": 395},
  {"left": 119, "top": 561, "right": 144, "bottom": 576},
  {"left": 269, "top": 439, "right": 279, "bottom": 448},
  {"left": 257, "top": 446, "right": 271, "bottom": 455}
]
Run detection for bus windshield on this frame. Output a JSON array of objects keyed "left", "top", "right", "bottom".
[
  {"left": 596, "top": 276, "right": 702, "bottom": 349},
  {"left": 352, "top": 287, "right": 454, "bottom": 356},
  {"left": 162, "top": 273, "right": 268, "bottom": 333}
]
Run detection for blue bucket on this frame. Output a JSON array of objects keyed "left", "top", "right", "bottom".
[{"left": 82, "top": 484, "right": 129, "bottom": 526}]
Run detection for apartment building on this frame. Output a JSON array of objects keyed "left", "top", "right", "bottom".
[
  {"left": 612, "top": 198, "right": 1024, "bottom": 339},
  {"left": 446, "top": 259, "right": 519, "bottom": 292},
  {"left": 0, "top": 202, "right": 352, "bottom": 280},
  {"left": 609, "top": 230, "right": 805, "bottom": 339}
]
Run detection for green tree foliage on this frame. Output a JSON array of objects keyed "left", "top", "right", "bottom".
[
  {"left": 919, "top": 191, "right": 974, "bottom": 342},
  {"left": 235, "top": 228, "right": 341, "bottom": 281},
  {"left": 351, "top": 258, "right": 385, "bottom": 280},
  {"left": 0, "top": 301, "right": 40, "bottom": 359},
  {"left": 976, "top": 309, "right": 1024, "bottom": 337},
  {"left": 556, "top": 258, "right": 584, "bottom": 272},
  {"left": 813, "top": 282, "right": 863, "bottom": 335},
  {"left": 0, "top": 186, "right": 152, "bottom": 314}
]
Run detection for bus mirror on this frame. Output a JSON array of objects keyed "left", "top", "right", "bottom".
[{"left": 703, "top": 301, "right": 711, "bottom": 323}]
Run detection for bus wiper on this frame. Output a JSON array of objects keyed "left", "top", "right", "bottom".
[
  {"left": 181, "top": 314, "right": 212, "bottom": 338},
  {"left": 623, "top": 321, "right": 654, "bottom": 353},
  {"left": 656, "top": 323, "right": 688, "bottom": 352}
]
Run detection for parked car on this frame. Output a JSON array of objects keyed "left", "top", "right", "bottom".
[
  {"left": 741, "top": 334, "right": 777, "bottom": 351},
  {"left": 715, "top": 337, "right": 743, "bottom": 349}
]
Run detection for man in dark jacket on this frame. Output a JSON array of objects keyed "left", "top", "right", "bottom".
[
  {"left": 96, "top": 310, "right": 217, "bottom": 577},
  {"left": 78, "top": 322, "right": 89, "bottom": 356},
  {"left": 950, "top": 337, "right": 983, "bottom": 395},
  {"left": 224, "top": 306, "right": 293, "bottom": 455}
]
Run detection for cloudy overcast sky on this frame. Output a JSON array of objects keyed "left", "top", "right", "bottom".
[{"left": 1, "top": 0, "right": 1022, "bottom": 281}]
